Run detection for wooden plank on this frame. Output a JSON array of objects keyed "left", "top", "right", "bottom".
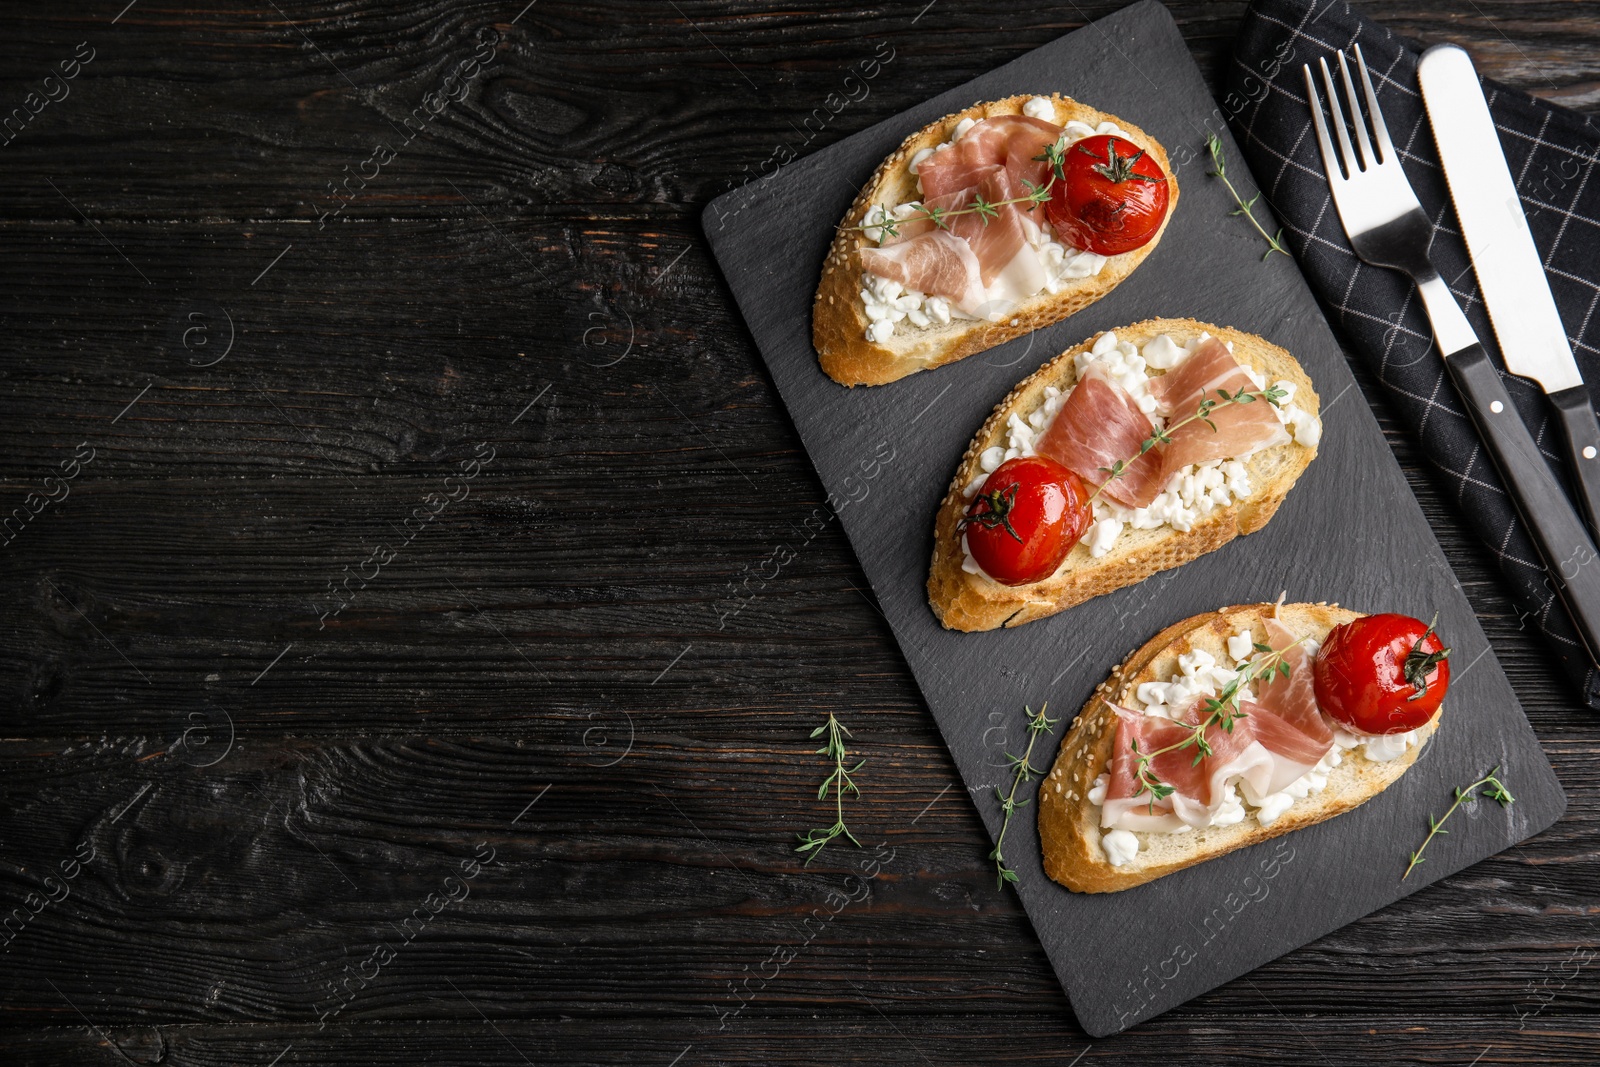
[
  {"left": 0, "top": 3, "right": 1593, "bottom": 223},
  {"left": 4, "top": 1015, "right": 1600, "bottom": 1066},
  {"left": 0, "top": 732, "right": 1595, "bottom": 1023}
]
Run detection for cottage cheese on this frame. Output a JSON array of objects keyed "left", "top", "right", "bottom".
[
  {"left": 859, "top": 115, "right": 1127, "bottom": 342},
  {"left": 1102, "top": 828, "right": 1141, "bottom": 867},
  {"left": 1022, "top": 95, "right": 1057, "bottom": 121},
  {"left": 859, "top": 270, "right": 953, "bottom": 344}
]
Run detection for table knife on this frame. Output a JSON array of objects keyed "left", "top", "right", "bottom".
[{"left": 1418, "top": 43, "right": 1600, "bottom": 543}]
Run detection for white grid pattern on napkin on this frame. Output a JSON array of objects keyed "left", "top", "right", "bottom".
[{"left": 1227, "top": 0, "right": 1600, "bottom": 699}]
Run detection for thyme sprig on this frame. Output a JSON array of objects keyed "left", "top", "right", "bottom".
[
  {"left": 1403, "top": 767, "right": 1515, "bottom": 879},
  {"left": 1130, "top": 640, "right": 1299, "bottom": 808},
  {"left": 992, "top": 703, "right": 1059, "bottom": 889},
  {"left": 1206, "top": 133, "right": 1289, "bottom": 261},
  {"left": 853, "top": 133, "right": 1071, "bottom": 241},
  {"left": 795, "top": 714, "right": 865, "bottom": 865},
  {"left": 1089, "top": 383, "right": 1290, "bottom": 504}
]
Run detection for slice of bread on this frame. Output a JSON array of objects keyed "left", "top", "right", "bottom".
[
  {"left": 813, "top": 93, "right": 1177, "bottom": 387},
  {"left": 927, "top": 318, "right": 1318, "bottom": 632},
  {"left": 1037, "top": 602, "right": 1442, "bottom": 894}
]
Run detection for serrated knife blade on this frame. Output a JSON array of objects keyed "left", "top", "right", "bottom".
[{"left": 1419, "top": 43, "right": 1600, "bottom": 540}]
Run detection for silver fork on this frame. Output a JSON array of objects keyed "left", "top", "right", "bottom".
[{"left": 1306, "top": 45, "right": 1600, "bottom": 666}]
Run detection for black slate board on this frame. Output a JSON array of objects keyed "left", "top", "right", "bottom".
[{"left": 702, "top": 0, "right": 1567, "bottom": 1036}]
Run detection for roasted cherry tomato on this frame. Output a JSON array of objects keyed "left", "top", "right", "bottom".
[
  {"left": 1045, "top": 134, "right": 1171, "bottom": 256},
  {"left": 960, "top": 456, "right": 1091, "bottom": 586},
  {"left": 1312, "top": 613, "right": 1451, "bottom": 734}
]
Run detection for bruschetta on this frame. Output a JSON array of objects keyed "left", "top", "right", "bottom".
[
  {"left": 814, "top": 93, "right": 1178, "bottom": 387},
  {"left": 928, "top": 319, "right": 1320, "bottom": 631},
  {"left": 1037, "top": 601, "right": 1448, "bottom": 893}
]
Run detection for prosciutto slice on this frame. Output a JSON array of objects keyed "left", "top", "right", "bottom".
[
  {"left": 915, "top": 159, "right": 1002, "bottom": 202},
  {"left": 919, "top": 167, "right": 1037, "bottom": 286},
  {"left": 1092, "top": 444, "right": 1167, "bottom": 510},
  {"left": 1239, "top": 701, "right": 1324, "bottom": 792},
  {"left": 1100, "top": 620, "right": 1342, "bottom": 832},
  {"left": 1099, "top": 338, "right": 1291, "bottom": 508},
  {"left": 1256, "top": 619, "right": 1332, "bottom": 748},
  {"left": 1034, "top": 365, "right": 1154, "bottom": 506},
  {"left": 1101, "top": 703, "right": 1275, "bottom": 831},
  {"left": 860, "top": 231, "right": 982, "bottom": 312},
  {"left": 1147, "top": 338, "right": 1290, "bottom": 470},
  {"left": 1242, "top": 618, "right": 1336, "bottom": 788},
  {"left": 861, "top": 116, "right": 1062, "bottom": 318},
  {"left": 917, "top": 115, "right": 1061, "bottom": 201}
]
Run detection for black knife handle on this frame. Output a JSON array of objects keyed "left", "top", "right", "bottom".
[
  {"left": 1551, "top": 384, "right": 1600, "bottom": 545},
  {"left": 1445, "top": 344, "right": 1600, "bottom": 665}
]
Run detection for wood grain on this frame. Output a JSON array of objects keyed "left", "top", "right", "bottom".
[{"left": 1, "top": 0, "right": 1597, "bottom": 1063}]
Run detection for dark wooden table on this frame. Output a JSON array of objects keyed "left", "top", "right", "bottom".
[{"left": 1, "top": 2, "right": 1597, "bottom": 1064}]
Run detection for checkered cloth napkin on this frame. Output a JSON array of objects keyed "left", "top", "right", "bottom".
[{"left": 1228, "top": 0, "right": 1600, "bottom": 709}]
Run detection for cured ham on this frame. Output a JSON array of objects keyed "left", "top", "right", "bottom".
[
  {"left": 1241, "top": 617, "right": 1336, "bottom": 787},
  {"left": 1034, "top": 365, "right": 1154, "bottom": 507},
  {"left": 1101, "top": 703, "right": 1274, "bottom": 831},
  {"left": 917, "top": 115, "right": 1060, "bottom": 200},
  {"left": 860, "top": 116, "right": 1062, "bottom": 318},
  {"left": 1101, "top": 619, "right": 1344, "bottom": 832},
  {"left": 1147, "top": 338, "right": 1290, "bottom": 470},
  {"left": 1239, "top": 700, "right": 1325, "bottom": 792},
  {"left": 917, "top": 167, "right": 1038, "bottom": 286},
  {"left": 860, "top": 231, "right": 981, "bottom": 312},
  {"left": 1255, "top": 618, "right": 1333, "bottom": 750},
  {"left": 1088, "top": 442, "right": 1166, "bottom": 510},
  {"left": 1082, "top": 338, "right": 1291, "bottom": 508}
]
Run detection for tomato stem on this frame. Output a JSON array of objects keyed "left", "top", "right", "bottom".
[
  {"left": 1402, "top": 613, "right": 1451, "bottom": 700},
  {"left": 959, "top": 482, "right": 1024, "bottom": 544},
  {"left": 1082, "top": 139, "right": 1163, "bottom": 185}
]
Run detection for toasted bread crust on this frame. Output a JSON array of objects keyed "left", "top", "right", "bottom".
[
  {"left": 813, "top": 93, "right": 1178, "bottom": 387},
  {"left": 927, "top": 319, "right": 1319, "bottom": 632},
  {"left": 1037, "top": 602, "right": 1442, "bottom": 894}
]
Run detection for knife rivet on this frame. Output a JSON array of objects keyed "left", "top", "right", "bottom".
[
  {"left": 1586, "top": 446, "right": 1597, "bottom": 460},
  {"left": 1490, "top": 401, "right": 1504, "bottom": 413}
]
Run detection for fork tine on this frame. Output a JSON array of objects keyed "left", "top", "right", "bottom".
[
  {"left": 1352, "top": 43, "right": 1393, "bottom": 163},
  {"left": 1317, "top": 56, "right": 1358, "bottom": 179},
  {"left": 1336, "top": 51, "right": 1375, "bottom": 171},
  {"left": 1302, "top": 64, "right": 1342, "bottom": 187}
]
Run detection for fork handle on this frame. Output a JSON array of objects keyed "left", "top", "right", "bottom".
[
  {"left": 1550, "top": 385, "right": 1600, "bottom": 547},
  {"left": 1446, "top": 343, "right": 1600, "bottom": 667}
]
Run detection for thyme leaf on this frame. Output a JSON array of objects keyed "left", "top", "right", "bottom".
[{"left": 1034, "top": 135, "right": 1071, "bottom": 183}]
